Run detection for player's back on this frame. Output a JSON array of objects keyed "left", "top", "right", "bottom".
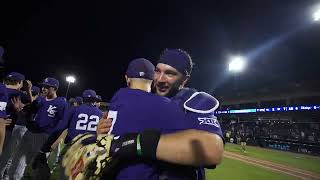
[
  {"left": 65, "top": 103, "right": 102, "bottom": 143},
  {"left": 108, "top": 88, "right": 187, "bottom": 180},
  {"left": 5, "top": 88, "right": 30, "bottom": 130},
  {"left": 109, "top": 88, "right": 186, "bottom": 135}
]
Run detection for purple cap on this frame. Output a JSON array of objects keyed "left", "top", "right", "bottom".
[
  {"left": 40, "top": 77, "right": 59, "bottom": 89},
  {"left": 126, "top": 58, "right": 155, "bottom": 80},
  {"left": 6, "top": 72, "right": 25, "bottom": 81},
  {"left": 158, "top": 49, "right": 193, "bottom": 76},
  {"left": 75, "top": 96, "right": 83, "bottom": 104},
  {"left": 31, "top": 86, "right": 40, "bottom": 94},
  {"left": 82, "top": 89, "right": 97, "bottom": 98},
  {"left": 96, "top": 95, "right": 102, "bottom": 102}
]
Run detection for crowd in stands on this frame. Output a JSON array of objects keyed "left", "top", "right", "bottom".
[{"left": 220, "top": 116, "right": 320, "bottom": 145}]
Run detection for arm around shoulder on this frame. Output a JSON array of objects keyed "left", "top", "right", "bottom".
[{"left": 156, "top": 129, "right": 224, "bottom": 166}]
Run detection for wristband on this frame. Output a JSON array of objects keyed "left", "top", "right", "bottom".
[{"left": 139, "top": 129, "right": 161, "bottom": 159}]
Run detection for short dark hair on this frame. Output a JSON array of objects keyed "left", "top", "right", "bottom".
[
  {"left": 4, "top": 78, "right": 22, "bottom": 86},
  {"left": 83, "top": 97, "right": 96, "bottom": 103}
]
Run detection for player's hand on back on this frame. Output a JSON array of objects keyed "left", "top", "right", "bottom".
[
  {"left": 97, "top": 112, "right": 112, "bottom": 135},
  {"left": 11, "top": 96, "right": 24, "bottom": 112},
  {"left": 0, "top": 118, "right": 12, "bottom": 126},
  {"left": 26, "top": 80, "right": 32, "bottom": 92}
]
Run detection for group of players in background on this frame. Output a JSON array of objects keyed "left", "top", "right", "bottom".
[{"left": 0, "top": 46, "right": 225, "bottom": 180}]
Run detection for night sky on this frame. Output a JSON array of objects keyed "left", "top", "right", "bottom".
[{"left": 1, "top": 0, "right": 320, "bottom": 101}]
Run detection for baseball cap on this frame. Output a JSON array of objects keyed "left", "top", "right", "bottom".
[
  {"left": 6, "top": 72, "right": 25, "bottom": 81},
  {"left": 96, "top": 95, "right": 102, "bottom": 102},
  {"left": 40, "top": 77, "right": 59, "bottom": 89},
  {"left": 158, "top": 49, "right": 193, "bottom": 76},
  {"left": 31, "top": 86, "right": 40, "bottom": 94},
  {"left": 126, "top": 58, "right": 155, "bottom": 80},
  {"left": 75, "top": 96, "right": 83, "bottom": 104},
  {"left": 82, "top": 89, "right": 97, "bottom": 98}
]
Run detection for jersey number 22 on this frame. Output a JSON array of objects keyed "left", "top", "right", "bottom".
[{"left": 76, "top": 113, "right": 100, "bottom": 131}]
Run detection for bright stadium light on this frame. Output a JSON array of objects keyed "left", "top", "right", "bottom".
[
  {"left": 313, "top": 9, "right": 320, "bottom": 22},
  {"left": 311, "top": 4, "right": 320, "bottom": 22},
  {"left": 228, "top": 55, "right": 246, "bottom": 73},
  {"left": 66, "top": 75, "right": 76, "bottom": 83},
  {"left": 65, "top": 75, "right": 76, "bottom": 99}
]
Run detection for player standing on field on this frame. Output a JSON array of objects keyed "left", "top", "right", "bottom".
[
  {"left": 32, "top": 89, "right": 103, "bottom": 178},
  {"left": 7, "top": 77, "right": 67, "bottom": 180},
  {"left": 97, "top": 49, "right": 224, "bottom": 180}
]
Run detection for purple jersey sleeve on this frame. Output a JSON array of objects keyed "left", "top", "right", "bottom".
[
  {"left": 55, "top": 106, "right": 76, "bottom": 131},
  {"left": 0, "top": 83, "right": 8, "bottom": 118}
]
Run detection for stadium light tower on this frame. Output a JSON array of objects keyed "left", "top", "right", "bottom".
[
  {"left": 228, "top": 55, "right": 246, "bottom": 73},
  {"left": 65, "top": 75, "right": 76, "bottom": 99}
]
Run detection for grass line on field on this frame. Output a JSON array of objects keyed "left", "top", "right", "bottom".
[
  {"left": 206, "top": 157, "right": 297, "bottom": 180},
  {"left": 225, "top": 143, "right": 320, "bottom": 174}
]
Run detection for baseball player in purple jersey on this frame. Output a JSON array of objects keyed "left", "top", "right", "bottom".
[
  {"left": 98, "top": 49, "right": 224, "bottom": 180},
  {"left": 7, "top": 77, "right": 67, "bottom": 179},
  {"left": 0, "top": 82, "right": 9, "bottom": 155},
  {"left": 0, "top": 72, "right": 32, "bottom": 180},
  {"left": 0, "top": 46, "right": 8, "bottom": 155},
  {"left": 100, "top": 58, "right": 193, "bottom": 180},
  {"left": 0, "top": 83, "right": 8, "bottom": 121},
  {"left": 31, "top": 89, "right": 103, "bottom": 178}
]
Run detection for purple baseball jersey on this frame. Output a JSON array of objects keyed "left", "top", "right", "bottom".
[
  {"left": 0, "top": 83, "right": 8, "bottom": 118},
  {"left": 108, "top": 88, "right": 190, "bottom": 180},
  {"left": 157, "top": 88, "right": 223, "bottom": 180},
  {"left": 109, "top": 88, "right": 223, "bottom": 180},
  {"left": 33, "top": 96, "right": 67, "bottom": 134},
  {"left": 62, "top": 103, "right": 103, "bottom": 143},
  {"left": 6, "top": 88, "right": 31, "bottom": 130}
]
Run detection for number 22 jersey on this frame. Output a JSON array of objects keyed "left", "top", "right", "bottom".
[{"left": 63, "top": 103, "right": 102, "bottom": 143}]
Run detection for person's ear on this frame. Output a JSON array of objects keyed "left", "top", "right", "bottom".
[
  {"left": 125, "top": 75, "right": 130, "bottom": 87},
  {"left": 179, "top": 76, "right": 189, "bottom": 89}
]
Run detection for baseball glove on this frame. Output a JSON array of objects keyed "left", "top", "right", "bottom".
[
  {"left": 83, "top": 134, "right": 118, "bottom": 180},
  {"left": 60, "top": 133, "right": 114, "bottom": 180}
]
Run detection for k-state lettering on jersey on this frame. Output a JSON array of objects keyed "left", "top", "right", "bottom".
[
  {"left": 0, "top": 83, "right": 8, "bottom": 118},
  {"left": 108, "top": 88, "right": 188, "bottom": 180},
  {"left": 33, "top": 96, "right": 67, "bottom": 134},
  {"left": 63, "top": 103, "right": 102, "bottom": 143}
]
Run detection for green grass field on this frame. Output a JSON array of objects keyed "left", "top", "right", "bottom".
[
  {"left": 225, "top": 143, "right": 320, "bottom": 174},
  {"left": 206, "top": 157, "right": 296, "bottom": 180},
  {"left": 29, "top": 143, "right": 320, "bottom": 180}
]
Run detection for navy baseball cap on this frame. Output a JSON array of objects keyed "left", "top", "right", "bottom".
[
  {"left": 75, "top": 96, "right": 83, "bottom": 104},
  {"left": 96, "top": 95, "right": 102, "bottom": 102},
  {"left": 6, "top": 72, "right": 25, "bottom": 81},
  {"left": 126, "top": 58, "right": 155, "bottom": 80},
  {"left": 82, "top": 89, "right": 97, "bottom": 98},
  {"left": 31, "top": 86, "right": 40, "bottom": 94},
  {"left": 158, "top": 49, "right": 193, "bottom": 76},
  {"left": 40, "top": 77, "right": 59, "bottom": 89}
]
